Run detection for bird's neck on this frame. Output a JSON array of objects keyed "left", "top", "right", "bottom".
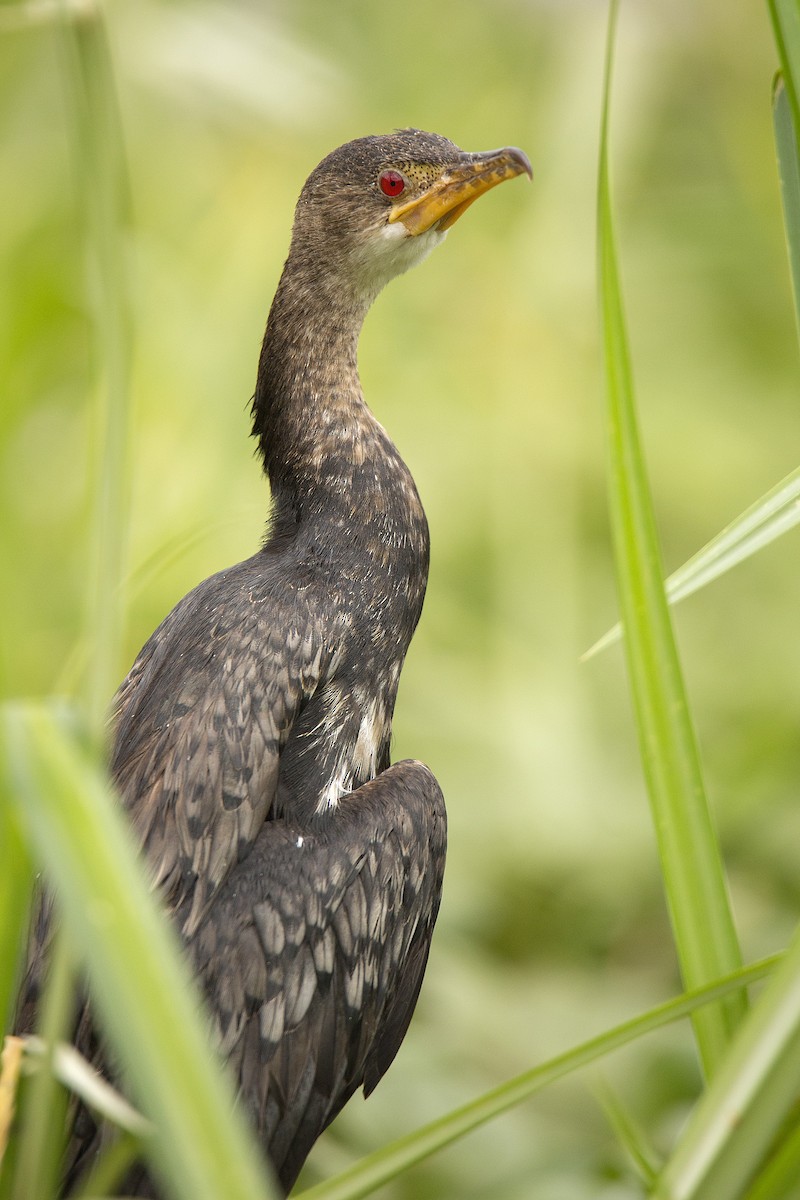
[
  {"left": 252, "top": 255, "right": 423, "bottom": 543},
  {"left": 252, "top": 256, "right": 377, "bottom": 505}
]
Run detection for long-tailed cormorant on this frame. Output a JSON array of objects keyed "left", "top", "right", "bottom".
[{"left": 20, "top": 130, "right": 531, "bottom": 1195}]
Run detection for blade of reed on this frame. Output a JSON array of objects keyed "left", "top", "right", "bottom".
[
  {"left": 58, "top": 1, "right": 132, "bottom": 746},
  {"left": 774, "top": 75, "right": 800, "bottom": 345},
  {"left": 597, "top": 0, "right": 746, "bottom": 1077},
  {"left": 591, "top": 1075, "right": 661, "bottom": 1186},
  {"left": 0, "top": 802, "right": 31, "bottom": 1038},
  {"left": 649, "top": 19, "right": 800, "bottom": 1191},
  {"left": 584, "top": 70, "right": 800, "bottom": 664},
  {"left": 9, "top": 933, "right": 74, "bottom": 1200},
  {"left": 742, "top": 1119, "right": 800, "bottom": 1200},
  {"left": 654, "top": 923, "right": 800, "bottom": 1200},
  {"left": 0, "top": 702, "right": 278, "bottom": 1200},
  {"left": 583, "top": 466, "right": 800, "bottom": 660},
  {"left": 768, "top": 0, "right": 800, "bottom": 140},
  {"left": 294, "top": 958, "right": 776, "bottom": 1200},
  {"left": 21, "top": 1037, "right": 152, "bottom": 1138},
  {"left": 70, "top": 1132, "right": 141, "bottom": 1200}
]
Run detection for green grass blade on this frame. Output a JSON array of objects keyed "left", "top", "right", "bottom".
[
  {"left": 0, "top": 800, "right": 31, "bottom": 1038},
  {"left": 591, "top": 1075, "right": 661, "bottom": 1186},
  {"left": 70, "top": 1131, "right": 141, "bottom": 1199},
  {"left": 59, "top": 4, "right": 132, "bottom": 745},
  {"left": 597, "top": 0, "right": 746, "bottom": 1076},
  {"left": 773, "top": 75, "right": 800, "bottom": 344},
  {"left": 10, "top": 933, "right": 74, "bottom": 1200},
  {"left": 768, "top": 0, "right": 800, "bottom": 140},
  {"left": 0, "top": 701, "right": 278, "bottom": 1200},
  {"left": 294, "top": 958, "right": 777, "bottom": 1200},
  {"left": 742, "top": 1119, "right": 800, "bottom": 1200},
  {"left": 22, "top": 1037, "right": 153, "bottom": 1138},
  {"left": 583, "top": 465, "right": 800, "bottom": 660},
  {"left": 585, "top": 58, "right": 800, "bottom": 667},
  {"left": 654, "top": 924, "right": 800, "bottom": 1200}
]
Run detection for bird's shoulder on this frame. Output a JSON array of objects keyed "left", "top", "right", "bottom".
[{"left": 111, "top": 551, "right": 339, "bottom": 934}]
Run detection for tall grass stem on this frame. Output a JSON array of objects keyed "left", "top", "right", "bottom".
[
  {"left": 59, "top": 3, "right": 132, "bottom": 746},
  {"left": 655, "top": 924, "right": 800, "bottom": 1200},
  {"left": 597, "top": 0, "right": 746, "bottom": 1077}
]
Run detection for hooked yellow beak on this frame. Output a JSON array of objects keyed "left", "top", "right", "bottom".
[{"left": 388, "top": 146, "right": 532, "bottom": 236}]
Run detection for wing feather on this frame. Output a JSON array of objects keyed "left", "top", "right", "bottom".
[
  {"left": 190, "top": 759, "right": 446, "bottom": 1193},
  {"left": 111, "top": 563, "right": 326, "bottom": 936}
]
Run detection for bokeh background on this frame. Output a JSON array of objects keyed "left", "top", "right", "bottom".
[{"left": 2, "top": 1, "right": 799, "bottom": 1196}]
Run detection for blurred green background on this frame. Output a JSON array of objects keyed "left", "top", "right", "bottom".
[{"left": 2, "top": 0, "right": 799, "bottom": 1196}]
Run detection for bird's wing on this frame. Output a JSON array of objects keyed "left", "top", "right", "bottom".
[
  {"left": 190, "top": 759, "right": 446, "bottom": 1193},
  {"left": 112, "top": 570, "right": 326, "bottom": 936}
]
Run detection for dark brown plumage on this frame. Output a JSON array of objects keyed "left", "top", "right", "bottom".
[{"left": 18, "top": 130, "right": 530, "bottom": 1196}]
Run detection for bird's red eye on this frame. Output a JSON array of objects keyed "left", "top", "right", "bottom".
[{"left": 379, "top": 170, "right": 406, "bottom": 198}]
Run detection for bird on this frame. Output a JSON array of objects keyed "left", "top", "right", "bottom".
[{"left": 19, "top": 129, "right": 531, "bottom": 1196}]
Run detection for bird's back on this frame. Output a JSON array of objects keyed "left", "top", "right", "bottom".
[{"left": 103, "top": 474, "right": 442, "bottom": 1192}]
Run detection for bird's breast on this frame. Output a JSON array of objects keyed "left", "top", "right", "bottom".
[{"left": 270, "top": 422, "right": 429, "bottom": 821}]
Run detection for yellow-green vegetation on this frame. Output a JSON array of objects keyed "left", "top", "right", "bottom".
[{"left": 3, "top": 1, "right": 800, "bottom": 1197}]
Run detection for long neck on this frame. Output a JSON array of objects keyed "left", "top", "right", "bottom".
[
  {"left": 252, "top": 245, "right": 431, "bottom": 649},
  {"left": 252, "top": 252, "right": 374, "bottom": 516}
]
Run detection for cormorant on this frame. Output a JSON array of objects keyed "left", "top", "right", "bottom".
[{"left": 21, "top": 130, "right": 531, "bottom": 1195}]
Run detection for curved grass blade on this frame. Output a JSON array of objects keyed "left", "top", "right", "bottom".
[
  {"left": 583, "top": 465, "right": 800, "bottom": 660},
  {"left": 295, "top": 957, "right": 777, "bottom": 1200},
  {"left": 597, "top": 0, "right": 745, "bottom": 1076},
  {"left": 654, "top": 925, "right": 800, "bottom": 1200},
  {"left": 0, "top": 702, "right": 278, "bottom": 1200},
  {"left": 21, "top": 1037, "right": 152, "bottom": 1139}
]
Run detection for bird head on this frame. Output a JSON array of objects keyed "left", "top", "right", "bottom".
[{"left": 287, "top": 129, "right": 532, "bottom": 304}]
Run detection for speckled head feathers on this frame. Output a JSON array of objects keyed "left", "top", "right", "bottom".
[
  {"left": 299, "top": 129, "right": 465, "bottom": 204},
  {"left": 284, "top": 129, "right": 530, "bottom": 303},
  {"left": 286, "top": 130, "right": 464, "bottom": 295}
]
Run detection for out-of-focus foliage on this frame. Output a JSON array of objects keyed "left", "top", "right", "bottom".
[{"left": 1, "top": 1, "right": 799, "bottom": 1196}]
